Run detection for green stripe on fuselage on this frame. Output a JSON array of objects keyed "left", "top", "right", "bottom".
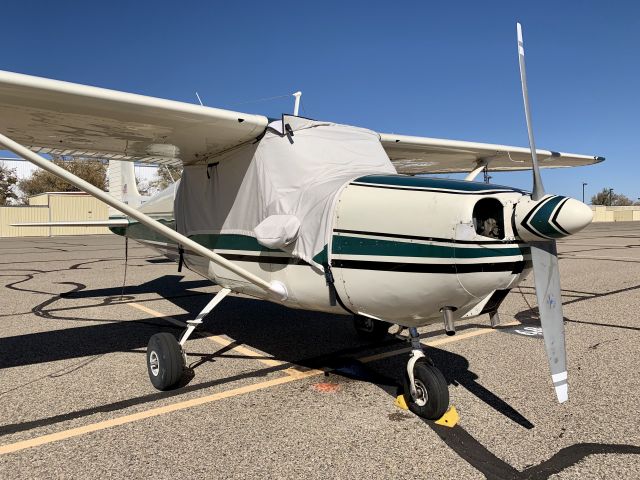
[
  {"left": 110, "top": 220, "right": 527, "bottom": 262},
  {"left": 189, "top": 234, "right": 279, "bottom": 252},
  {"left": 109, "top": 218, "right": 177, "bottom": 244},
  {"left": 109, "top": 220, "right": 283, "bottom": 253},
  {"left": 354, "top": 175, "right": 524, "bottom": 193},
  {"left": 332, "top": 235, "right": 527, "bottom": 258}
]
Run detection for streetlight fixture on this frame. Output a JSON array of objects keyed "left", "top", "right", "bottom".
[{"left": 582, "top": 182, "right": 588, "bottom": 203}]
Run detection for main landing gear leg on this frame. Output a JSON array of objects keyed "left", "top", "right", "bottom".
[
  {"left": 402, "top": 327, "right": 450, "bottom": 420},
  {"left": 146, "top": 287, "right": 232, "bottom": 390}
]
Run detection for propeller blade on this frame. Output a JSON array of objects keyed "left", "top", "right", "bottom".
[
  {"left": 517, "top": 22, "right": 545, "bottom": 201},
  {"left": 530, "top": 241, "right": 568, "bottom": 403}
]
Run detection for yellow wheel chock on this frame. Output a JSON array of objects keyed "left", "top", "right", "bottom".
[{"left": 394, "top": 395, "right": 459, "bottom": 428}]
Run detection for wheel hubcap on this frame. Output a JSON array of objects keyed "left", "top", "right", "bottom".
[
  {"left": 149, "top": 351, "right": 160, "bottom": 376},
  {"left": 414, "top": 379, "right": 428, "bottom": 407}
]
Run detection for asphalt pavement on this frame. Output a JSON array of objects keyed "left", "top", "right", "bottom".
[{"left": 0, "top": 222, "right": 639, "bottom": 479}]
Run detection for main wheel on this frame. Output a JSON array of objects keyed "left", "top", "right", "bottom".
[
  {"left": 403, "top": 359, "right": 449, "bottom": 420},
  {"left": 147, "top": 332, "right": 184, "bottom": 390},
  {"left": 353, "top": 315, "right": 390, "bottom": 341}
]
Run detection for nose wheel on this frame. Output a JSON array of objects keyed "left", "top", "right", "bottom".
[
  {"left": 403, "top": 358, "right": 449, "bottom": 419},
  {"left": 402, "top": 327, "right": 450, "bottom": 420}
]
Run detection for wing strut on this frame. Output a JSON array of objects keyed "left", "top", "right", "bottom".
[
  {"left": 463, "top": 159, "right": 489, "bottom": 181},
  {"left": 0, "top": 132, "right": 288, "bottom": 300}
]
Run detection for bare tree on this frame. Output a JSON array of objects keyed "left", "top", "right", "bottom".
[
  {"left": 591, "top": 188, "right": 634, "bottom": 206},
  {"left": 149, "top": 165, "right": 182, "bottom": 192},
  {"left": 19, "top": 158, "right": 106, "bottom": 200}
]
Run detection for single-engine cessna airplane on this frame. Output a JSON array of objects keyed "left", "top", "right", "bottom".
[{"left": 0, "top": 24, "right": 601, "bottom": 420}]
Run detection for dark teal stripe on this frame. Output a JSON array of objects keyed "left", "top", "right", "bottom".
[
  {"left": 312, "top": 245, "right": 328, "bottom": 265},
  {"left": 333, "top": 235, "right": 526, "bottom": 258},
  {"left": 110, "top": 219, "right": 177, "bottom": 243},
  {"left": 354, "top": 175, "right": 523, "bottom": 193},
  {"left": 529, "top": 197, "right": 567, "bottom": 238},
  {"left": 110, "top": 221, "right": 290, "bottom": 254},
  {"left": 189, "top": 234, "right": 280, "bottom": 252}
]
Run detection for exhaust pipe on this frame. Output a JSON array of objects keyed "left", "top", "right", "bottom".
[{"left": 442, "top": 307, "right": 456, "bottom": 336}]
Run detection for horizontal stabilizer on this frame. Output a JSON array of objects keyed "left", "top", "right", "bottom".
[{"left": 11, "top": 219, "right": 128, "bottom": 227}]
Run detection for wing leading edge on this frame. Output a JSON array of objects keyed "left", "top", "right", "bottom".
[
  {"left": 380, "top": 133, "right": 604, "bottom": 175},
  {"left": 0, "top": 70, "right": 269, "bottom": 166},
  {"left": 0, "top": 70, "right": 603, "bottom": 173}
]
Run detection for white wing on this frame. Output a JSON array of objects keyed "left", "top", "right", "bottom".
[
  {"left": 380, "top": 133, "right": 604, "bottom": 174},
  {"left": 0, "top": 70, "right": 603, "bottom": 173},
  {"left": 0, "top": 70, "right": 268, "bottom": 165}
]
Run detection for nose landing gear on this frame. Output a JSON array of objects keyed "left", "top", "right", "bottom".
[{"left": 402, "top": 327, "right": 450, "bottom": 420}]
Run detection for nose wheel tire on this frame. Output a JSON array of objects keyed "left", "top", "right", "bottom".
[
  {"left": 353, "top": 315, "right": 390, "bottom": 341},
  {"left": 403, "top": 359, "right": 449, "bottom": 420},
  {"left": 147, "top": 332, "right": 184, "bottom": 390}
]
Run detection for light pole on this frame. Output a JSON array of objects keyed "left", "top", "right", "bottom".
[
  {"left": 608, "top": 188, "right": 614, "bottom": 206},
  {"left": 582, "top": 182, "right": 588, "bottom": 203}
]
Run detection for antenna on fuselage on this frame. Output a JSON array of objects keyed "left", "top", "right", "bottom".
[
  {"left": 292, "top": 91, "right": 302, "bottom": 116},
  {"left": 195, "top": 91, "right": 204, "bottom": 106}
]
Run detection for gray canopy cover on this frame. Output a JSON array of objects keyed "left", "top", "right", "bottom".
[{"left": 175, "top": 116, "right": 395, "bottom": 271}]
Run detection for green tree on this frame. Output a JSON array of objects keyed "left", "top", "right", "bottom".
[
  {"left": 0, "top": 163, "right": 18, "bottom": 205},
  {"left": 149, "top": 165, "right": 182, "bottom": 192},
  {"left": 591, "top": 188, "right": 634, "bottom": 206},
  {"left": 19, "top": 159, "right": 106, "bottom": 200}
]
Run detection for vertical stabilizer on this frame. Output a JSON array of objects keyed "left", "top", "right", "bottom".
[{"left": 107, "top": 161, "right": 144, "bottom": 215}]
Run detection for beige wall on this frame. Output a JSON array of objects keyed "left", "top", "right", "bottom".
[
  {"left": 49, "top": 195, "right": 109, "bottom": 235},
  {"left": 0, "top": 206, "right": 50, "bottom": 237},
  {"left": 592, "top": 205, "right": 640, "bottom": 222},
  {"left": 0, "top": 193, "right": 110, "bottom": 237},
  {"left": 28, "top": 193, "right": 49, "bottom": 206}
]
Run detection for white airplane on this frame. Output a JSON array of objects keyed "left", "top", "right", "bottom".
[{"left": 0, "top": 24, "right": 601, "bottom": 420}]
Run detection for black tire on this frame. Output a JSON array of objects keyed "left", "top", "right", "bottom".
[
  {"left": 403, "top": 359, "right": 449, "bottom": 420},
  {"left": 353, "top": 315, "right": 390, "bottom": 341},
  {"left": 147, "top": 332, "right": 184, "bottom": 390}
]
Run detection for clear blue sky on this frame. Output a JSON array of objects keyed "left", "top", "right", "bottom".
[{"left": 1, "top": 1, "right": 638, "bottom": 202}]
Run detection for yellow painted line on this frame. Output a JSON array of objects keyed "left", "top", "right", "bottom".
[
  {"left": 204, "top": 334, "right": 285, "bottom": 368},
  {"left": 0, "top": 304, "right": 513, "bottom": 455},
  {"left": 562, "top": 254, "right": 640, "bottom": 261},
  {"left": 0, "top": 369, "right": 322, "bottom": 456},
  {"left": 128, "top": 302, "right": 288, "bottom": 370},
  {"left": 359, "top": 326, "right": 510, "bottom": 364},
  {"left": 129, "top": 302, "right": 185, "bottom": 328}
]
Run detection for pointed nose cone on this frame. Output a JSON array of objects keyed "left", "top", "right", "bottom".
[
  {"left": 515, "top": 195, "right": 593, "bottom": 241},
  {"left": 554, "top": 198, "right": 593, "bottom": 235}
]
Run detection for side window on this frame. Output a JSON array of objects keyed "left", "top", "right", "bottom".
[{"left": 473, "top": 198, "right": 505, "bottom": 239}]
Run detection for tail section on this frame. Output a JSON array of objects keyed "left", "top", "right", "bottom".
[{"left": 107, "top": 161, "right": 145, "bottom": 213}]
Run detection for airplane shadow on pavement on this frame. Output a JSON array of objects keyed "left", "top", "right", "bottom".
[{"left": 1, "top": 273, "right": 639, "bottom": 479}]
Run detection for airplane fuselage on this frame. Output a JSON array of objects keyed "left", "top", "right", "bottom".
[{"left": 110, "top": 174, "right": 541, "bottom": 328}]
